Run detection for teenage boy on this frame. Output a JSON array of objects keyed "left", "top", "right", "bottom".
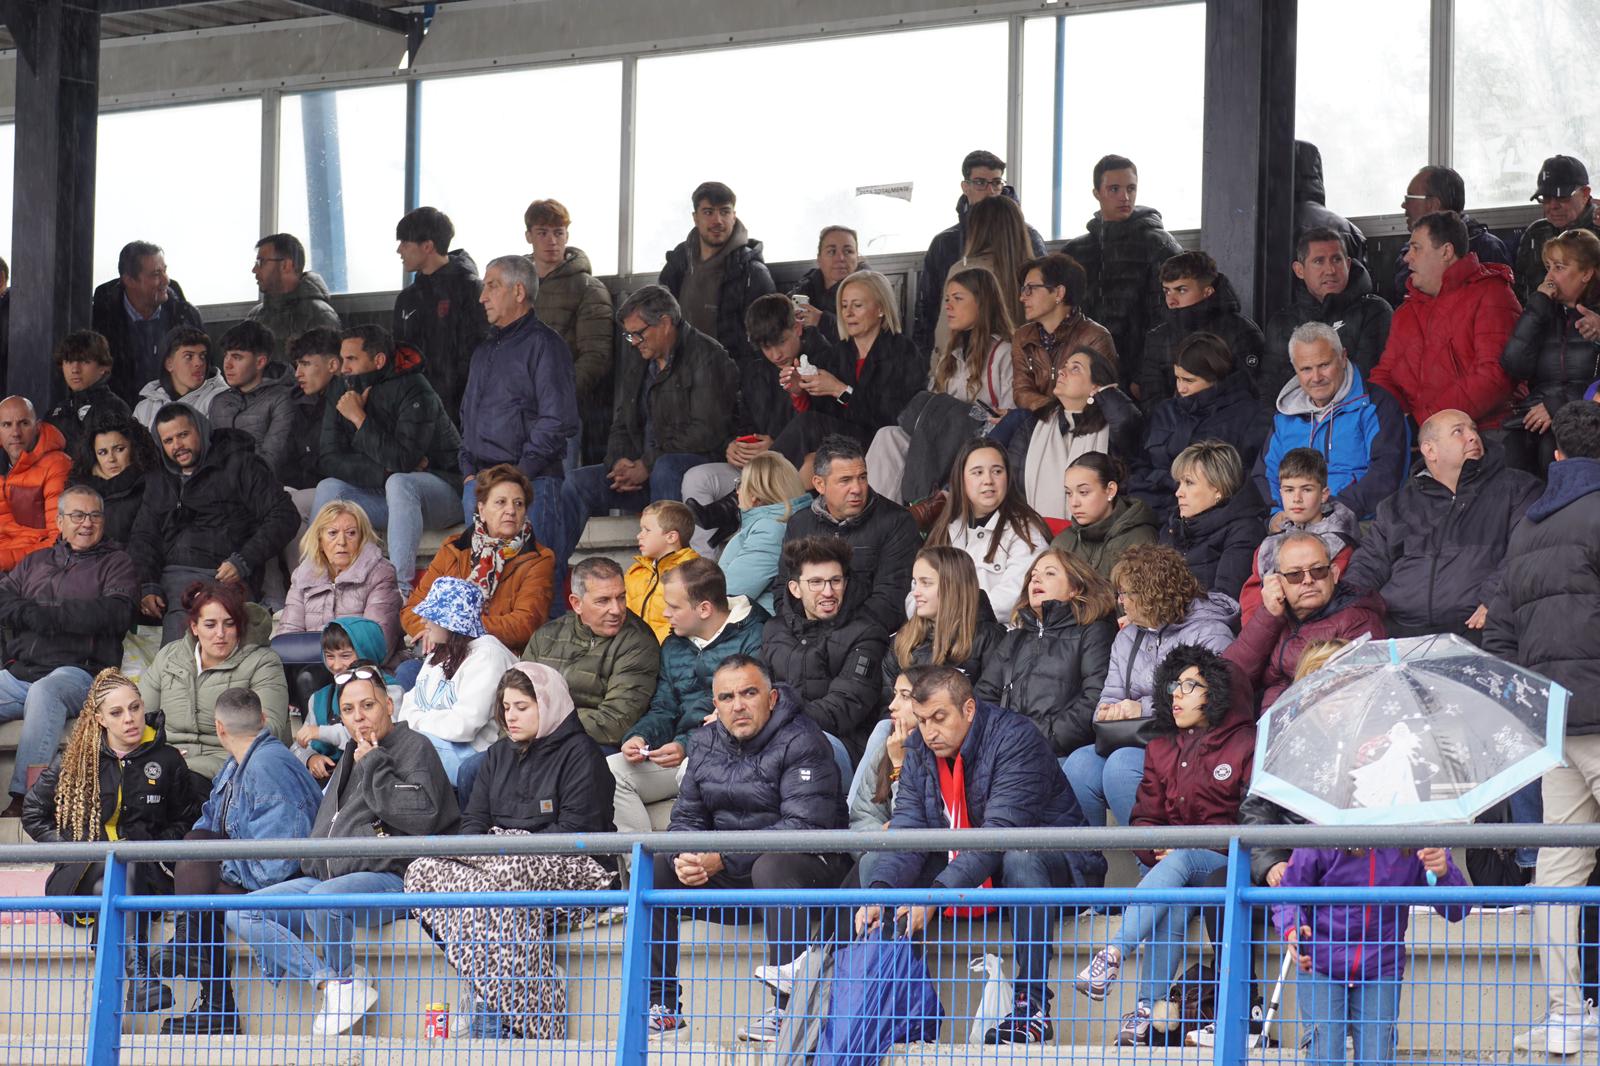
[
  {"left": 626, "top": 501, "right": 700, "bottom": 642},
  {"left": 44, "top": 331, "right": 131, "bottom": 455},
  {"left": 1237, "top": 448, "right": 1360, "bottom": 625},
  {"left": 210, "top": 320, "right": 297, "bottom": 479},
  {"left": 1139, "top": 251, "right": 1267, "bottom": 407}
]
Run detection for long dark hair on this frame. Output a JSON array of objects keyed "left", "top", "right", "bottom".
[
  {"left": 427, "top": 631, "right": 474, "bottom": 681},
  {"left": 1058, "top": 346, "right": 1122, "bottom": 437},
  {"left": 1149, "top": 644, "right": 1233, "bottom": 735},
  {"left": 926, "top": 439, "right": 1049, "bottom": 563},
  {"left": 71, "top": 409, "right": 159, "bottom": 481}
]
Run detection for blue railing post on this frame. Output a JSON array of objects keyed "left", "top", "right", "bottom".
[
  {"left": 84, "top": 849, "right": 127, "bottom": 1066},
  {"left": 1213, "top": 838, "right": 1252, "bottom": 1066},
  {"left": 615, "top": 843, "right": 654, "bottom": 1066}
]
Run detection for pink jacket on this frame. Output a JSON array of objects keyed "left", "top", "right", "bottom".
[{"left": 279, "top": 540, "right": 401, "bottom": 653}]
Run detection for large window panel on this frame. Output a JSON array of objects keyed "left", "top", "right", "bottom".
[
  {"left": 420, "top": 63, "right": 622, "bottom": 276},
  {"left": 279, "top": 85, "right": 407, "bottom": 296},
  {"left": 1295, "top": 0, "right": 1428, "bottom": 219},
  {"left": 634, "top": 25, "right": 1010, "bottom": 267},
  {"left": 95, "top": 100, "right": 262, "bottom": 305},
  {"left": 1454, "top": 0, "right": 1600, "bottom": 209},
  {"left": 1019, "top": 5, "right": 1205, "bottom": 239}
]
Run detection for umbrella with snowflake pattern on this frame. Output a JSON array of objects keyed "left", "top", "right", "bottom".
[{"left": 1248, "top": 634, "right": 1567, "bottom": 826}]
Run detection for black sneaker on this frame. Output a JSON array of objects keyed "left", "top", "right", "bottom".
[{"left": 983, "top": 1000, "right": 1054, "bottom": 1045}]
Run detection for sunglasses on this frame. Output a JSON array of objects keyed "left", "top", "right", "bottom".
[
  {"left": 1278, "top": 564, "right": 1333, "bottom": 585},
  {"left": 334, "top": 667, "right": 382, "bottom": 686}
]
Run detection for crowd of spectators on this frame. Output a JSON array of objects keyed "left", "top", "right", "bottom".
[{"left": 7, "top": 145, "right": 1600, "bottom": 1052}]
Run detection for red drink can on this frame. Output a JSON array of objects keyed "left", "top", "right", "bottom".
[{"left": 424, "top": 1002, "right": 450, "bottom": 1039}]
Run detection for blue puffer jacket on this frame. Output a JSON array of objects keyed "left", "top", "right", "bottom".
[
  {"left": 873, "top": 700, "right": 1103, "bottom": 891},
  {"left": 1256, "top": 363, "right": 1410, "bottom": 520},
  {"left": 670, "top": 682, "right": 846, "bottom": 880},
  {"left": 624, "top": 598, "right": 770, "bottom": 751},
  {"left": 194, "top": 729, "right": 324, "bottom": 890},
  {"left": 458, "top": 309, "right": 580, "bottom": 482},
  {"left": 718, "top": 496, "right": 811, "bottom": 615}
]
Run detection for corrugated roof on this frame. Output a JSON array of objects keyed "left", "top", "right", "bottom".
[{"left": 0, "top": 1, "right": 438, "bottom": 52}]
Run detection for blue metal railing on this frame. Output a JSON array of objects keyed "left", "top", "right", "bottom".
[{"left": 0, "top": 826, "right": 1596, "bottom": 1064}]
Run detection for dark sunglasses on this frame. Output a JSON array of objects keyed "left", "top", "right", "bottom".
[{"left": 1278, "top": 564, "right": 1333, "bottom": 585}]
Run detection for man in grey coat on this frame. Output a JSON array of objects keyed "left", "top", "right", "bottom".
[{"left": 209, "top": 320, "right": 297, "bottom": 479}]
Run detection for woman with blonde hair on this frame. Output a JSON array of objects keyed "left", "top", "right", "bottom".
[
  {"left": 1158, "top": 438, "right": 1267, "bottom": 600},
  {"left": 717, "top": 452, "right": 812, "bottom": 614},
  {"left": 276, "top": 499, "right": 402, "bottom": 657},
  {"left": 24, "top": 668, "right": 202, "bottom": 1010},
  {"left": 975, "top": 549, "right": 1118, "bottom": 759}
]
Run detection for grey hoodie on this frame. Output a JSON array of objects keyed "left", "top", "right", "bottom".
[
  {"left": 207, "top": 373, "right": 297, "bottom": 478},
  {"left": 1099, "top": 592, "right": 1239, "bottom": 718}
]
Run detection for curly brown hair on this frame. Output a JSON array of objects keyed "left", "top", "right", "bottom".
[
  {"left": 1111, "top": 544, "right": 1204, "bottom": 629},
  {"left": 54, "top": 669, "right": 142, "bottom": 843}
]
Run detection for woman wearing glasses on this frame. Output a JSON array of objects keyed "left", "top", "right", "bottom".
[
  {"left": 138, "top": 579, "right": 289, "bottom": 781},
  {"left": 1074, "top": 643, "right": 1256, "bottom": 1046},
  {"left": 1011, "top": 252, "right": 1119, "bottom": 414}
]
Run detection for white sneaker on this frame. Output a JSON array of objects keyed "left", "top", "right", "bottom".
[
  {"left": 754, "top": 948, "right": 814, "bottom": 997},
  {"left": 1547, "top": 1008, "right": 1600, "bottom": 1056},
  {"left": 313, "top": 977, "right": 378, "bottom": 1036}
]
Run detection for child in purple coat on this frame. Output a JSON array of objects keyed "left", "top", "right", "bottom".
[{"left": 1273, "top": 846, "right": 1469, "bottom": 1064}]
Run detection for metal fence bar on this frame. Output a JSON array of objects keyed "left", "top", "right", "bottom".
[
  {"left": 616, "top": 842, "right": 652, "bottom": 1066},
  {"left": 84, "top": 850, "right": 123, "bottom": 1066}
]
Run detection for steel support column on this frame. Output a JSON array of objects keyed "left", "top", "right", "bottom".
[
  {"left": 6, "top": 0, "right": 99, "bottom": 402},
  {"left": 1200, "top": 0, "right": 1297, "bottom": 323}
]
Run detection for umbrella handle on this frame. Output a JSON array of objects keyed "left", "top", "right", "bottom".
[{"left": 1425, "top": 869, "right": 1438, "bottom": 887}]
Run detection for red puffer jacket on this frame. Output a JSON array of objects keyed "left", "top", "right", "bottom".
[
  {"left": 1369, "top": 254, "right": 1521, "bottom": 428},
  {"left": 1130, "top": 660, "right": 1256, "bottom": 867},
  {"left": 1225, "top": 586, "right": 1387, "bottom": 710}
]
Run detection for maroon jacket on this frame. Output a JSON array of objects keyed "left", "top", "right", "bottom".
[
  {"left": 1224, "top": 586, "right": 1387, "bottom": 710},
  {"left": 1130, "top": 661, "right": 1256, "bottom": 867}
]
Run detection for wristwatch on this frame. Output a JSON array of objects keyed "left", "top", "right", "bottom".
[{"left": 839, "top": 385, "right": 854, "bottom": 404}]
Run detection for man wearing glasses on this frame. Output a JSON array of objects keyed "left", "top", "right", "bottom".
[
  {"left": 0, "top": 485, "right": 138, "bottom": 817},
  {"left": 1224, "top": 531, "right": 1386, "bottom": 711},
  {"left": 760, "top": 536, "right": 887, "bottom": 769},
  {"left": 1515, "top": 155, "right": 1600, "bottom": 306},
  {"left": 1393, "top": 165, "right": 1512, "bottom": 301},
  {"left": 246, "top": 232, "right": 342, "bottom": 363},
  {"left": 914, "top": 149, "right": 1047, "bottom": 354}
]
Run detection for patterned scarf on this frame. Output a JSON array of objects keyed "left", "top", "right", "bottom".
[{"left": 468, "top": 513, "right": 532, "bottom": 600}]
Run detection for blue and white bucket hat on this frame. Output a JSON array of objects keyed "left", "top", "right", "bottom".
[{"left": 413, "top": 577, "right": 487, "bottom": 639}]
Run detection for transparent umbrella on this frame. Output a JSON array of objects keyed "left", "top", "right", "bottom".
[{"left": 1248, "top": 634, "right": 1568, "bottom": 826}]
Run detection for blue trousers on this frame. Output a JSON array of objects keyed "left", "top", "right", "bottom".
[
  {"left": 312, "top": 472, "right": 460, "bottom": 594},
  {"left": 555, "top": 452, "right": 704, "bottom": 566},
  {"left": 1298, "top": 969, "right": 1401, "bottom": 1064},
  {"left": 225, "top": 871, "right": 405, "bottom": 989},
  {"left": 1061, "top": 743, "right": 1146, "bottom": 828},
  {"left": 0, "top": 667, "right": 93, "bottom": 796},
  {"left": 1112, "top": 848, "right": 1229, "bottom": 1004}
]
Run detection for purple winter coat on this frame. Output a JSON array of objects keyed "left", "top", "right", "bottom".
[{"left": 1272, "top": 847, "right": 1469, "bottom": 980}]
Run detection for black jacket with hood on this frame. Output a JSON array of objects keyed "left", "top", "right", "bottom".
[
  {"left": 761, "top": 584, "right": 890, "bottom": 763},
  {"left": 915, "top": 190, "right": 1047, "bottom": 353},
  {"left": 320, "top": 343, "right": 463, "bottom": 493},
  {"left": 659, "top": 221, "right": 776, "bottom": 364},
  {"left": 1263, "top": 258, "right": 1394, "bottom": 395},
  {"left": 1063, "top": 205, "right": 1185, "bottom": 389},
  {"left": 392, "top": 248, "right": 490, "bottom": 421},
  {"left": 127, "top": 410, "right": 301, "bottom": 596},
  {"left": 1140, "top": 273, "right": 1269, "bottom": 407},
  {"left": 974, "top": 598, "right": 1116, "bottom": 758},
  {"left": 461, "top": 710, "right": 615, "bottom": 835},
  {"left": 1293, "top": 141, "right": 1367, "bottom": 264}
]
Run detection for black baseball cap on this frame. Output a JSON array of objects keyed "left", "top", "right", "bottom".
[{"left": 1532, "top": 155, "right": 1590, "bottom": 201}]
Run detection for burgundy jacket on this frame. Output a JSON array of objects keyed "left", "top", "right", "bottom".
[{"left": 1225, "top": 586, "right": 1387, "bottom": 709}]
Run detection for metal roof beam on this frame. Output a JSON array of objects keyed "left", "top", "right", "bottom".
[{"left": 291, "top": 0, "right": 408, "bottom": 35}]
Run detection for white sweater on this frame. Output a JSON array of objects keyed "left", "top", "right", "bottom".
[{"left": 397, "top": 635, "right": 517, "bottom": 752}]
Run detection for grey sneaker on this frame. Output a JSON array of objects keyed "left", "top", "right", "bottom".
[{"left": 736, "top": 1006, "right": 784, "bottom": 1043}]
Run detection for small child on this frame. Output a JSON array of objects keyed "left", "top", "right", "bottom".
[
  {"left": 1240, "top": 448, "right": 1359, "bottom": 624},
  {"left": 292, "top": 616, "right": 393, "bottom": 780},
  {"left": 627, "top": 501, "right": 700, "bottom": 641},
  {"left": 1274, "top": 846, "right": 1468, "bottom": 1065}
]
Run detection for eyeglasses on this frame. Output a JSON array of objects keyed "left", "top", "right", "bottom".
[
  {"left": 1401, "top": 193, "right": 1432, "bottom": 202},
  {"left": 62, "top": 511, "right": 104, "bottom": 525},
  {"left": 965, "top": 177, "right": 1005, "bottom": 191},
  {"left": 253, "top": 256, "right": 287, "bottom": 267},
  {"left": 801, "top": 576, "right": 846, "bottom": 591},
  {"left": 334, "top": 667, "right": 382, "bottom": 686},
  {"left": 1019, "top": 282, "right": 1056, "bottom": 297},
  {"left": 1166, "top": 678, "right": 1207, "bottom": 696},
  {"left": 1537, "top": 193, "right": 1580, "bottom": 206},
  {"left": 621, "top": 323, "right": 653, "bottom": 346},
  {"left": 1278, "top": 564, "right": 1333, "bottom": 585}
]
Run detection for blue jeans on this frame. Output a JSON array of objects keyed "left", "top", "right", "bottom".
[
  {"left": 420, "top": 732, "right": 479, "bottom": 787},
  {"left": 1061, "top": 743, "right": 1146, "bottom": 828},
  {"left": 1298, "top": 969, "right": 1401, "bottom": 1064},
  {"left": 0, "top": 667, "right": 93, "bottom": 796},
  {"left": 1507, "top": 779, "right": 1543, "bottom": 869},
  {"left": 224, "top": 871, "right": 405, "bottom": 988},
  {"left": 313, "top": 473, "right": 460, "bottom": 594},
  {"left": 823, "top": 732, "right": 852, "bottom": 794},
  {"left": 1113, "top": 848, "right": 1229, "bottom": 1004},
  {"left": 556, "top": 452, "right": 704, "bottom": 565}
]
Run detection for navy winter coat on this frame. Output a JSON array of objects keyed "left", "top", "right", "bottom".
[
  {"left": 1139, "top": 273, "right": 1269, "bottom": 408},
  {"left": 458, "top": 309, "right": 579, "bottom": 482},
  {"left": 1131, "top": 370, "right": 1273, "bottom": 523}
]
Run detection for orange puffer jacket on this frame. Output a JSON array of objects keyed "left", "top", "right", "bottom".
[
  {"left": 401, "top": 528, "right": 555, "bottom": 653},
  {"left": 0, "top": 422, "right": 71, "bottom": 570}
]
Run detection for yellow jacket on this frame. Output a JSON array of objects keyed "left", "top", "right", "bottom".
[{"left": 625, "top": 547, "right": 700, "bottom": 642}]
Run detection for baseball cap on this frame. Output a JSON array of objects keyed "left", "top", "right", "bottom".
[{"left": 1532, "top": 155, "right": 1590, "bottom": 201}]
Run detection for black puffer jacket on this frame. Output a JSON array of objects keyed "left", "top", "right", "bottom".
[
  {"left": 915, "top": 192, "right": 1047, "bottom": 352},
  {"left": 659, "top": 226, "right": 776, "bottom": 363},
  {"left": 392, "top": 249, "right": 489, "bottom": 420},
  {"left": 732, "top": 327, "right": 834, "bottom": 440},
  {"left": 0, "top": 538, "right": 138, "bottom": 682},
  {"left": 1342, "top": 446, "right": 1542, "bottom": 637},
  {"left": 784, "top": 493, "right": 919, "bottom": 635},
  {"left": 1160, "top": 480, "right": 1268, "bottom": 600},
  {"left": 320, "top": 344, "right": 463, "bottom": 492},
  {"left": 1237, "top": 792, "right": 1307, "bottom": 885},
  {"left": 806, "top": 329, "right": 927, "bottom": 438},
  {"left": 1131, "top": 370, "right": 1273, "bottom": 523},
  {"left": 45, "top": 382, "right": 132, "bottom": 458},
  {"left": 762, "top": 590, "right": 890, "bottom": 763},
  {"left": 284, "top": 387, "right": 325, "bottom": 491},
  {"left": 670, "top": 682, "right": 847, "bottom": 878},
  {"left": 879, "top": 594, "right": 1005, "bottom": 701},
  {"left": 127, "top": 414, "right": 301, "bottom": 595},
  {"left": 93, "top": 278, "right": 206, "bottom": 406},
  {"left": 460, "top": 711, "right": 614, "bottom": 835},
  {"left": 1263, "top": 258, "right": 1394, "bottom": 394},
  {"left": 1293, "top": 141, "right": 1367, "bottom": 263},
  {"left": 1498, "top": 291, "right": 1600, "bottom": 413},
  {"left": 1485, "top": 457, "right": 1600, "bottom": 735},
  {"left": 1140, "top": 273, "right": 1269, "bottom": 407},
  {"left": 1063, "top": 206, "right": 1184, "bottom": 389},
  {"left": 973, "top": 599, "right": 1116, "bottom": 757},
  {"left": 606, "top": 322, "right": 739, "bottom": 469}
]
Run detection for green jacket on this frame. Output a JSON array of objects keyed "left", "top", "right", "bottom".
[
  {"left": 624, "top": 598, "right": 768, "bottom": 751},
  {"left": 606, "top": 322, "right": 739, "bottom": 470},
  {"left": 246, "top": 271, "right": 341, "bottom": 363},
  {"left": 319, "top": 343, "right": 463, "bottom": 492},
  {"left": 524, "top": 609, "right": 661, "bottom": 746},
  {"left": 533, "top": 247, "right": 614, "bottom": 406},
  {"left": 1050, "top": 496, "right": 1159, "bottom": 580}
]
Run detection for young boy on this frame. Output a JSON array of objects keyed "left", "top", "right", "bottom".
[
  {"left": 626, "top": 501, "right": 700, "bottom": 641},
  {"left": 291, "top": 616, "right": 394, "bottom": 780},
  {"left": 1238, "top": 448, "right": 1359, "bottom": 625}
]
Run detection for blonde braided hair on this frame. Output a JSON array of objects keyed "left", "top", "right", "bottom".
[{"left": 54, "top": 669, "right": 140, "bottom": 844}]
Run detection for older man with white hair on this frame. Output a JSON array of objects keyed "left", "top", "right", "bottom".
[
  {"left": 458, "top": 253, "right": 580, "bottom": 552},
  {"left": 1254, "top": 321, "right": 1409, "bottom": 523}
]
